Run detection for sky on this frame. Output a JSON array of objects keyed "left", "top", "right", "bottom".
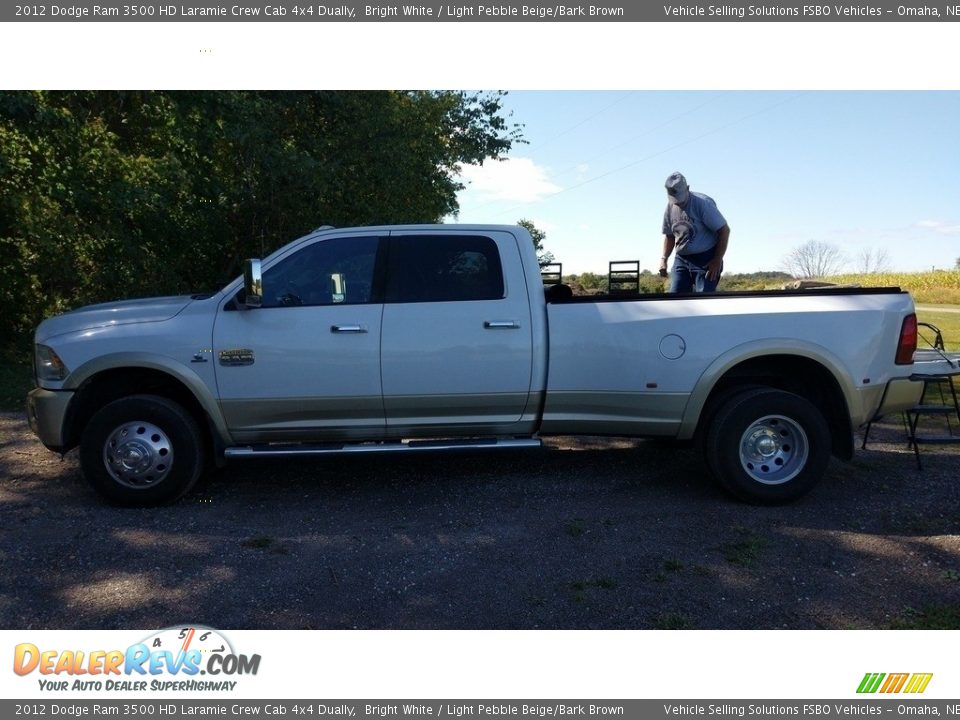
[{"left": 450, "top": 91, "right": 960, "bottom": 276}]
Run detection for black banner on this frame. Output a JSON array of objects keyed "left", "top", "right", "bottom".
[
  {"left": 4, "top": 0, "right": 960, "bottom": 22},
  {"left": 2, "top": 700, "right": 957, "bottom": 719}
]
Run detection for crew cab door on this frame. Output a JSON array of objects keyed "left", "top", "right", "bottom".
[
  {"left": 380, "top": 231, "right": 534, "bottom": 435},
  {"left": 212, "top": 233, "right": 386, "bottom": 442}
]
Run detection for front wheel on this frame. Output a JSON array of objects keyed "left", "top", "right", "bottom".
[
  {"left": 80, "top": 395, "right": 204, "bottom": 506},
  {"left": 704, "top": 388, "right": 831, "bottom": 504}
]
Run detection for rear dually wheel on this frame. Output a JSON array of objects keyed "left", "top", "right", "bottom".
[{"left": 705, "top": 388, "right": 831, "bottom": 504}]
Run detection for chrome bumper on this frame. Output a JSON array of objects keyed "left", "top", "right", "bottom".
[{"left": 26, "top": 387, "right": 73, "bottom": 451}]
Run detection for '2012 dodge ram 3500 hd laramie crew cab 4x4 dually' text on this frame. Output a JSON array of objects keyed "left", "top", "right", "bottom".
[{"left": 27, "top": 224, "right": 923, "bottom": 506}]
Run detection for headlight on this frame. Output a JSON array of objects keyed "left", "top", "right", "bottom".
[{"left": 35, "top": 345, "right": 68, "bottom": 382}]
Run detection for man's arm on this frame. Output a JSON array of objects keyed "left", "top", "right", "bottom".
[
  {"left": 659, "top": 235, "right": 676, "bottom": 277},
  {"left": 705, "top": 225, "right": 730, "bottom": 281}
]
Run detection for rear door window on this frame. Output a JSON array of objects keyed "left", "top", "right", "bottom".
[{"left": 387, "top": 235, "right": 505, "bottom": 303}]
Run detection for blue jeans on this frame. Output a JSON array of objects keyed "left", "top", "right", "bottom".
[{"left": 670, "top": 253, "right": 721, "bottom": 293}]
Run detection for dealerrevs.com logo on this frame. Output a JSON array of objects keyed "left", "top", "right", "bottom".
[
  {"left": 13, "top": 626, "right": 261, "bottom": 692},
  {"left": 857, "top": 673, "right": 933, "bottom": 694}
]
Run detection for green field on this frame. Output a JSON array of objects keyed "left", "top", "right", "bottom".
[{"left": 915, "top": 306, "right": 960, "bottom": 352}]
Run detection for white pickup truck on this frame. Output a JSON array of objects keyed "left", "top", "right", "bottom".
[{"left": 27, "top": 224, "right": 923, "bottom": 506}]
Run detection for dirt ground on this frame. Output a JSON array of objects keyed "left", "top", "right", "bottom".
[{"left": 1, "top": 411, "right": 959, "bottom": 630}]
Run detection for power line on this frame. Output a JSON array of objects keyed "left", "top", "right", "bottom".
[
  {"left": 522, "top": 91, "right": 636, "bottom": 153},
  {"left": 548, "top": 92, "right": 730, "bottom": 181},
  {"left": 479, "top": 92, "right": 808, "bottom": 220}
]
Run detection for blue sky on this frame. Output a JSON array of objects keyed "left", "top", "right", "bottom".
[{"left": 451, "top": 91, "right": 960, "bottom": 276}]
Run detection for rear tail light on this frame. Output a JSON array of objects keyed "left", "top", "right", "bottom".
[{"left": 895, "top": 313, "right": 917, "bottom": 365}]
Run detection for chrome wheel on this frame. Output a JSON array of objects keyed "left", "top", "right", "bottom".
[
  {"left": 738, "top": 414, "right": 808, "bottom": 485},
  {"left": 102, "top": 421, "right": 174, "bottom": 489}
]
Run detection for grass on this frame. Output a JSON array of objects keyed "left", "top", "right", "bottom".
[
  {"left": 654, "top": 613, "right": 697, "bottom": 630},
  {"left": 914, "top": 307, "right": 960, "bottom": 352},
  {"left": 719, "top": 526, "right": 767, "bottom": 568},
  {"left": 891, "top": 605, "right": 960, "bottom": 630},
  {"left": 653, "top": 560, "right": 684, "bottom": 583},
  {"left": 569, "top": 577, "right": 618, "bottom": 603}
]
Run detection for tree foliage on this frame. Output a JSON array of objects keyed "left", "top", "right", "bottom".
[
  {"left": 782, "top": 240, "right": 847, "bottom": 279},
  {"left": 565, "top": 272, "right": 609, "bottom": 294},
  {"left": 0, "top": 90, "right": 522, "bottom": 341},
  {"left": 516, "top": 218, "right": 554, "bottom": 267}
]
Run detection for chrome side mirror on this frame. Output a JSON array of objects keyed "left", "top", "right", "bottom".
[{"left": 243, "top": 259, "right": 263, "bottom": 308}]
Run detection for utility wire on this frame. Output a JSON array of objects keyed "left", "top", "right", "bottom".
[
  {"left": 475, "top": 92, "right": 808, "bottom": 220},
  {"left": 548, "top": 91, "right": 730, "bottom": 181},
  {"left": 522, "top": 91, "right": 636, "bottom": 154}
]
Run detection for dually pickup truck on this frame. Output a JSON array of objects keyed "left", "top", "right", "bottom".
[{"left": 28, "top": 224, "right": 923, "bottom": 506}]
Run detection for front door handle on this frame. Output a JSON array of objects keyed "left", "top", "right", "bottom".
[
  {"left": 484, "top": 321, "right": 520, "bottom": 329},
  {"left": 331, "top": 324, "right": 367, "bottom": 334}
]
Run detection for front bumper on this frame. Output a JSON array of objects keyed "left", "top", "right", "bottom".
[{"left": 26, "top": 387, "right": 73, "bottom": 451}]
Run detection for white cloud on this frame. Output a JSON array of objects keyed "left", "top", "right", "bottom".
[
  {"left": 917, "top": 220, "right": 960, "bottom": 235},
  {"left": 459, "top": 157, "right": 561, "bottom": 204}
]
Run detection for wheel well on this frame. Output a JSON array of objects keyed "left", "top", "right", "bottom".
[
  {"left": 697, "top": 355, "right": 853, "bottom": 460},
  {"left": 63, "top": 368, "right": 212, "bottom": 453}
]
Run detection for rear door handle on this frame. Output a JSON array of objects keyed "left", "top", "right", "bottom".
[
  {"left": 484, "top": 321, "right": 520, "bottom": 329},
  {"left": 331, "top": 325, "right": 367, "bottom": 334}
]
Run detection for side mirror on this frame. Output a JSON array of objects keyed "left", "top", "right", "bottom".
[{"left": 243, "top": 259, "right": 263, "bottom": 308}]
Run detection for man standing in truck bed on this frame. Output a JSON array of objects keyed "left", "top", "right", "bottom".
[{"left": 658, "top": 171, "right": 731, "bottom": 293}]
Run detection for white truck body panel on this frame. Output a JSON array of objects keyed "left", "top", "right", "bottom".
[
  {"left": 543, "top": 291, "right": 916, "bottom": 437},
  {"left": 381, "top": 229, "right": 535, "bottom": 433}
]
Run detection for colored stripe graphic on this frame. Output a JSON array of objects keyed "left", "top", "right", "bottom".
[
  {"left": 857, "top": 673, "right": 932, "bottom": 694},
  {"left": 881, "top": 673, "right": 909, "bottom": 693},
  {"left": 904, "top": 674, "right": 934, "bottom": 694},
  {"left": 857, "top": 673, "right": 885, "bottom": 694}
]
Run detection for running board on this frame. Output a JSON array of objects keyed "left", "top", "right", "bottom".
[{"left": 223, "top": 437, "right": 542, "bottom": 458}]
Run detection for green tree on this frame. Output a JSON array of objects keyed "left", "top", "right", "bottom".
[
  {"left": 567, "top": 272, "right": 608, "bottom": 293},
  {"left": 516, "top": 218, "right": 554, "bottom": 268},
  {"left": 0, "top": 91, "right": 523, "bottom": 342}
]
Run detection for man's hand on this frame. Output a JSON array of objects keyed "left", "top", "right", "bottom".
[
  {"left": 705, "top": 256, "right": 723, "bottom": 281},
  {"left": 658, "top": 257, "right": 669, "bottom": 278}
]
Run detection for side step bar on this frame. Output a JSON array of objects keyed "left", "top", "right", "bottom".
[{"left": 224, "top": 437, "right": 542, "bottom": 458}]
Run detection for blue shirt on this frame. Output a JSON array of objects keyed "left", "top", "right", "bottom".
[{"left": 662, "top": 192, "right": 727, "bottom": 256}]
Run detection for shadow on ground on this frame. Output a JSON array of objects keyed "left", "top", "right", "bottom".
[{"left": 2, "top": 413, "right": 959, "bottom": 629}]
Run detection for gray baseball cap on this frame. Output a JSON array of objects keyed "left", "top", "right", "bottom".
[{"left": 665, "top": 172, "right": 689, "bottom": 205}]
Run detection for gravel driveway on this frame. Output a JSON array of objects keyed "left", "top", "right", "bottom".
[{"left": 2, "top": 411, "right": 959, "bottom": 630}]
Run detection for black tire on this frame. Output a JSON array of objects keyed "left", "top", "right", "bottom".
[
  {"left": 79, "top": 395, "right": 204, "bottom": 506},
  {"left": 704, "top": 387, "right": 831, "bottom": 505}
]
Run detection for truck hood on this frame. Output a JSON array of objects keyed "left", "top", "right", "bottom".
[{"left": 35, "top": 295, "right": 195, "bottom": 342}]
